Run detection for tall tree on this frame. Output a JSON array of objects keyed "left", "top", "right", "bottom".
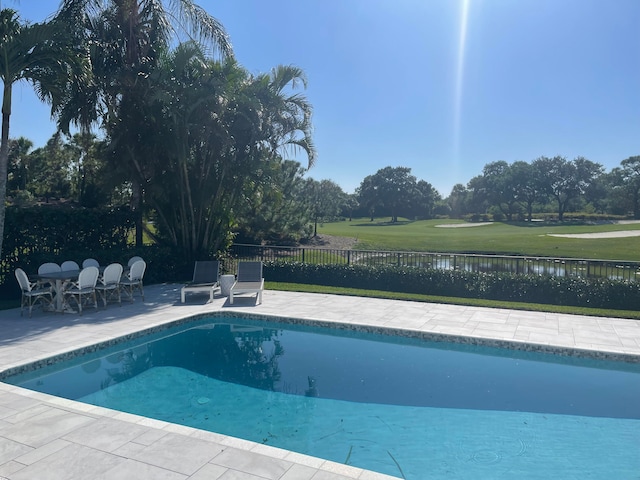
[
  {"left": 0, "top": 8, "right": 86, "bottom": 258},
  {"left": 306, "top": 178, "right": 346, "bottom": 236},
  {"left": 619, "top": 156, "right": 640, "bottom": 219},
  {"left": 26, "top": 134, "right": 75, "bottom": 202},
  {"left": 534, "top": 155, "right": 603, "bottom": 221},
  {"left": 56, "top": 0, "right": 233, "bottom": 247},
  {"left": 6, "top": 136, "right": 32, "bottom": 192},
  {"left": 357, "top": 166, "right": 417, "bottom": 222},
  {"left": 464, "top": 175, "right": 491, "bottom": 214},
  {"left": 485, "top": 161, "right": 521, "bottom": 221},
  {"left": 511, "top": 160, "right": 546, "bottom": 222},
  {"left": 411, "top": 179, "right": 440, "bottom": 219},
  {"left": 342, "top": 194, "right": 359, "bottom": 221},
  {"left": 604, "top": 168, "right": 632, "bottom": 216},
  {"left": 65, "top": 132, "right": 109, "bottom": 207},
  {"left": 446, "top": 183, "right": 470, "bottom": 218},
  {"left": 356, "top": 174, "right": 379, "bottom": 221},
  {"left": 141, "top": 45, "right": 315, "bottom": 259},
  {"left": 237, "top": 159, "right": 311, "bottom": 243}
]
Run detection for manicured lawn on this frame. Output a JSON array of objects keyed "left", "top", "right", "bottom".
[{"left": 319, "top": 218, "right": 640, "bottom": 261}]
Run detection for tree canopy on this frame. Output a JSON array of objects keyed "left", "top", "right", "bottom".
[
  {"left": 356, "top": 166, "right": 439, "bottom": 222},
  {"left": 0, "top": 7, "right": 89, "bottom": 258}
]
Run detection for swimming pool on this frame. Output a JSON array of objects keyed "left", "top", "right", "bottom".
[{"left": 4, "top": 314, "right": 640, "bottom": 479}]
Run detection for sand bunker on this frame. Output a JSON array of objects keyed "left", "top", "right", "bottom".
[
  {"left": 435, "top": 222, "right": 493, "bottom": 228},
  {"left": 548, "top": 230, "right": 640, "bottom": 239}
]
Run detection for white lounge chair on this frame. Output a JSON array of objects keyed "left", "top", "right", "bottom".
[
  {"left": 15, "top": 268, "right": 53, "bottom": 317},
  {"left": 121, "top": 259, "right": 146, "bottom": 302},
  {"left": 62, "top": 266, "right": 99, "bottom": 315},
  {"left": 181, "top": 260, "right": 221, "bottom": 303},
  {"left": 95, "top": 262, "right": 123, "bottom": 307},
  {"left": 229, "top": 261, "right": 264, "bottom": 305}
]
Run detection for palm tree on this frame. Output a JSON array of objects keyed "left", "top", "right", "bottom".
[
  {"left": 255, "top": 64, "right": 317, "bottom": 168},
  {"left": 56, "top": 0, "right": 233, "bottom": 246},
  {"left": 0, "top": 8, "right": 88, "bottom": 258},
  {"left": 55, "top": 1, "right": 316, "bottom": 258},
  {"left": 137, "top": 42, "right": 315, "bottom": 259}
]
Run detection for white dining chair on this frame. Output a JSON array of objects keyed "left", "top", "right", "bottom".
[
  {"left": 95, "top": 263, "right": 123, "bottom": 308},
  {"left": 38, "top": 262, "right": 61, "bottom": 275},
  {"left": 62, "top": 266, "right": 99, "bottom": 314},
  {"left": 127, "top": 256, "right": 143, "bottom": 267},
  {"left": 36, "top": 262, "right": 61, "bottom": 289},
  {"left": 120, "top": 260, "right": 146, "bottom": 302},
  {"left": 15, "top": 268, "right": 53, "bottom": 317},
  {"left": 82, "top": 258, "right": 100, "bottom": 268},
  {"left": 61, "top": 260, "right": 80, "bottom": 272}
]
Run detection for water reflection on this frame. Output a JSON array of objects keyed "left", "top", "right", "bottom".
[{"left": 97, "top": 324, "right": 286, "bottom": 393}]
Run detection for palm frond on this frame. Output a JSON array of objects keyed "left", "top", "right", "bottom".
[{"left": 165, "top": 0, "right": 232, "bottom": 59}]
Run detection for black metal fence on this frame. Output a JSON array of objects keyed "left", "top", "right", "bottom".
[{"left": 229, "top": 243, "right": 640, "bottom": 282}]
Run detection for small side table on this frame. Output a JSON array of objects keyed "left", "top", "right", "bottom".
[{"left": 220, "top": 274, "right": 235, "bottom": 297}]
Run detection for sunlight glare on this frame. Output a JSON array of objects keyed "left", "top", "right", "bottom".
[{"left": 453, "top": 0, "right": 470, "bottom": 177}]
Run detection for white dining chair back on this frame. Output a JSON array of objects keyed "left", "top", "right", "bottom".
[
  {"left": 36, "top": 262, "right": 61, "bottom": 290},
  {"left": 127, "top": 256, "right": 143, "bottom": 267},
  {"left": 77, "top": 266, "right": 99, "bottom": 290},
  {"left": 128, "top": 260, "right": 146, "bottom": 282},
  {"left": 121, "top": 260, "right": 146, "bottom": 302},
  {"left": 63, "top": 266, "right": 99, "bottom": 315},
  {"left": 101, "top": 263, "right": 123, "bottom": 286},
  {"left": 96, "top": 263, "right": 123, "bottom": 307},
  {"left": 82, "top": 258, "right": 100, "bottom": 268},
  {"left": 61, "top": 260, "right": 80, "bottom": 272},
  {"left": 38, "top": 263, "right": 61, "bottom": 275},
  {"left": 15, "top": 268, "right": 53, "bottom": 317},
  {"left": 15, "top": 268, "right": 32, "bottom": 292}
]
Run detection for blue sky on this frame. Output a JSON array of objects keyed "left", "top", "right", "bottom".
[{"left": 7, "top": 0, "right": 640, "bottom": 196}]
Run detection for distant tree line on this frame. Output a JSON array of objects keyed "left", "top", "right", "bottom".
[
  {"left": 446, "top": 155, "right": 640, "bottom": 222},
  {"left": 8, "top": 128, "right": 639, "bottom": 247}
]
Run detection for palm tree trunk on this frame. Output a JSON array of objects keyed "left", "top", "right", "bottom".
[
  {"left": 0, "top": 83, "right": 13, "bottom": 259},
  {"left": 132, "top": 180, "right": 144, "bottom": 247}
]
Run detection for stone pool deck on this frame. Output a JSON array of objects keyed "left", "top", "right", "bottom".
[{"left": 0, "top": 284, "right": 639, "bottom": 479}]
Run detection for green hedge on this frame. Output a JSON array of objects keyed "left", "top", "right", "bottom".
[
  {"left": 263, "top": 261, "right": 640, "bottom": 310},
  {"left": 3, "top": 206, "right": 135, "bottom": 255},
  {"left": 0, "top": 205, "right": 202, "bottom": 297}
]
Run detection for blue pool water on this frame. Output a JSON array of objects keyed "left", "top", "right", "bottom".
[{"left": 5, "top": 317, "right": 640, "bottom": 479}]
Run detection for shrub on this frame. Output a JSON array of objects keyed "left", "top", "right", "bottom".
[{"left": 263, "top": 261, "right": 640, "bottom": 310}]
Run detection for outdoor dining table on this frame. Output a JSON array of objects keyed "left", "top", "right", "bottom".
[{"left": 35, "top": 269, "right": 80, "bottom": 313}]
